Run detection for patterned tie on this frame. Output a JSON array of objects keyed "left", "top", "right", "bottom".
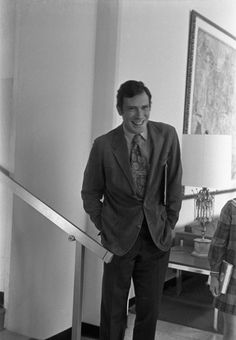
[{"left": 130, "top": 134, "right": 148, "bottom": 198}]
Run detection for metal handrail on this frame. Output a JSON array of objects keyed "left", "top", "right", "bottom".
[
  {"left": 0, "top": 166, "right": 113, "bottom": 339},
  {"left": 0, "top": 167, "right": 113, "bottom": 262}
]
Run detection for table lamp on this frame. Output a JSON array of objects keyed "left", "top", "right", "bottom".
[{"left": 182, "top": 134, "right": 232, "bottom": 257}]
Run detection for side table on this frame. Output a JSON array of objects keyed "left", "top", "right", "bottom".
[{"left": 168, "top": 245, "right": 219, "bottom": 331}]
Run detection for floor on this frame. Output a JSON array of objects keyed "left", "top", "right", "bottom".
[
  {"left": 0, "top": 314, "right": 223, "bottom": 340},
  {"left": 124, "top": 314, "right": 223, "bottom": 340}
]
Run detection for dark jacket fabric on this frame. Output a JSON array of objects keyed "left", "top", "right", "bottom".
[{"left": 81, "top": 121, "right": 182, "bottom": 256}]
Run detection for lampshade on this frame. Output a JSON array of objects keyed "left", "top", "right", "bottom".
[{"left": 182, "top": 134, "right": 232, "bottom": 189}]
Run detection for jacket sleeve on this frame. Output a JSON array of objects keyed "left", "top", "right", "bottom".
[
  {"left": 81, "top": 139, "right": 104, "bottom": 231},
  {"left": 166, "top": 127, "right": 183, "bottom": 229},
  {"left": 208, "top": 202, "right": 231, "bottom": 273}
]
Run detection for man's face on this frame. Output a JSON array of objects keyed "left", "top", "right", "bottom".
[{"left": 118, "top": 92, "right": 151, "bottom": 134}]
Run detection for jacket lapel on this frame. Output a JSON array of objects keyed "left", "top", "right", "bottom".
[
  {"left": 146, "top": 122, "right": 165, "bottom": 190},
  {"left": 111, "top": 125, "right": 136, "bottom": 193}
]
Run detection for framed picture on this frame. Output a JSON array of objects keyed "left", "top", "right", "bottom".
[{"left": 183, "top": 10, "right": 236, "bottom": 192}]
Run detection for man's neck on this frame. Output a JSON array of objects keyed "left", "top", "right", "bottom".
[{"left": 122, "top": 124, "right": 148, "bottom": 141}]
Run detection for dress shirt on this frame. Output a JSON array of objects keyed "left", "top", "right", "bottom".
[{"left": 122, "top": 124, "right": 151, "bottom": 163}]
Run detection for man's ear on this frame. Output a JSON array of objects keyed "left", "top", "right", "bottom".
[{"left": 117, "top": 105, "right": 123, "bottom": 116}]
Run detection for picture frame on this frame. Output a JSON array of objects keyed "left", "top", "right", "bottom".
[{"left": 183, "top": 10, "right": 236, "bottom": 193}]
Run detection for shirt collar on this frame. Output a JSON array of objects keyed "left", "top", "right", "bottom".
[{"left": 122, "top": 124, "right": 148, "bottom": 144}]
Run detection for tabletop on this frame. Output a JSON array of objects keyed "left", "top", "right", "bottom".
[{"left": 169, "top": 245, "right": 210, "bottom": 275}]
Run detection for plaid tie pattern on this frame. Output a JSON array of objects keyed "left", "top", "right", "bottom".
[{"left": 130, "top": 134, "right": 148, "bottom": 198}]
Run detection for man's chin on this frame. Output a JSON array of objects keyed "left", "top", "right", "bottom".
[{"left": 131, "top": 123, "right": 146, "bottom": 133}]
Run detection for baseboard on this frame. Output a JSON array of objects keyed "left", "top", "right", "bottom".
[
  {"left": 82, "top": 323, "right": 99, "bottom": 338},
  {"left": 45, "top": 323, "right": 99, "bottom": 340},
  {"left": 45, "top": 328, "right": 71, "bottom": 340}
]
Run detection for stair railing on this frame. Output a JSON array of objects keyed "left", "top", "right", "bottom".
[{"left": 0, "top": 166, "right": 113, "bottom": 340}]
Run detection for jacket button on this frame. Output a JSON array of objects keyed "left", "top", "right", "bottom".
[{"left": 137, "top": 224, "right": 142, "bottom": 229}]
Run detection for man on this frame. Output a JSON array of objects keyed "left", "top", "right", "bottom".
[{"left": 81, "top": 80, "right": 182, "bottom": 340}]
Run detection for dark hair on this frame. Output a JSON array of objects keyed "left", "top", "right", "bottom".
[{"left": 116, "top": 80, "right": 152, "bottom": 109}]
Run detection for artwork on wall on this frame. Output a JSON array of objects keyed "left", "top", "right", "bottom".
[{"left": 183, "top": 10, "right": 236, "bottom": 191}]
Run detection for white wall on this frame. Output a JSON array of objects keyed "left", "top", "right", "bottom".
[
  {"left": 0, "top": 0, "right": 16, "bottom": 299},
  {"left": 7, "top": 0, "right": 97, "bottom": 338}
]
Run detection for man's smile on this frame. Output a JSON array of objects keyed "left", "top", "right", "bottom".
[{"left": 132, "top": 120, "right": 145, "bottom": 126}]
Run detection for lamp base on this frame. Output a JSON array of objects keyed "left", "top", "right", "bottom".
[{"left": 192, "top": 237, "right": 211, "bottom": 257}]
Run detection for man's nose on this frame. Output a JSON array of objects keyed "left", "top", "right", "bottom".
[{"left": 136, "top": 107, "right": 144, "bottom": 117}]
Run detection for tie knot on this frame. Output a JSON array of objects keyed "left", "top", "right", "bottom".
[{"left": 132, "top": 134, "right": 142, "bottom": 145}]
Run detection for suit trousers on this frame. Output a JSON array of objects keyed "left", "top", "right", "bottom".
[{"left": 99, "top": 218, "right": 170, "bottom": 340}]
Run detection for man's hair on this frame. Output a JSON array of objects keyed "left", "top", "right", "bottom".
[{"left": 116, "top": 80, "right": 152, "bottom": 109}]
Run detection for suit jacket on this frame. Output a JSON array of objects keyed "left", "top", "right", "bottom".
[{"left": 81, "top": 121, "right": 182, "bottom": 256}]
